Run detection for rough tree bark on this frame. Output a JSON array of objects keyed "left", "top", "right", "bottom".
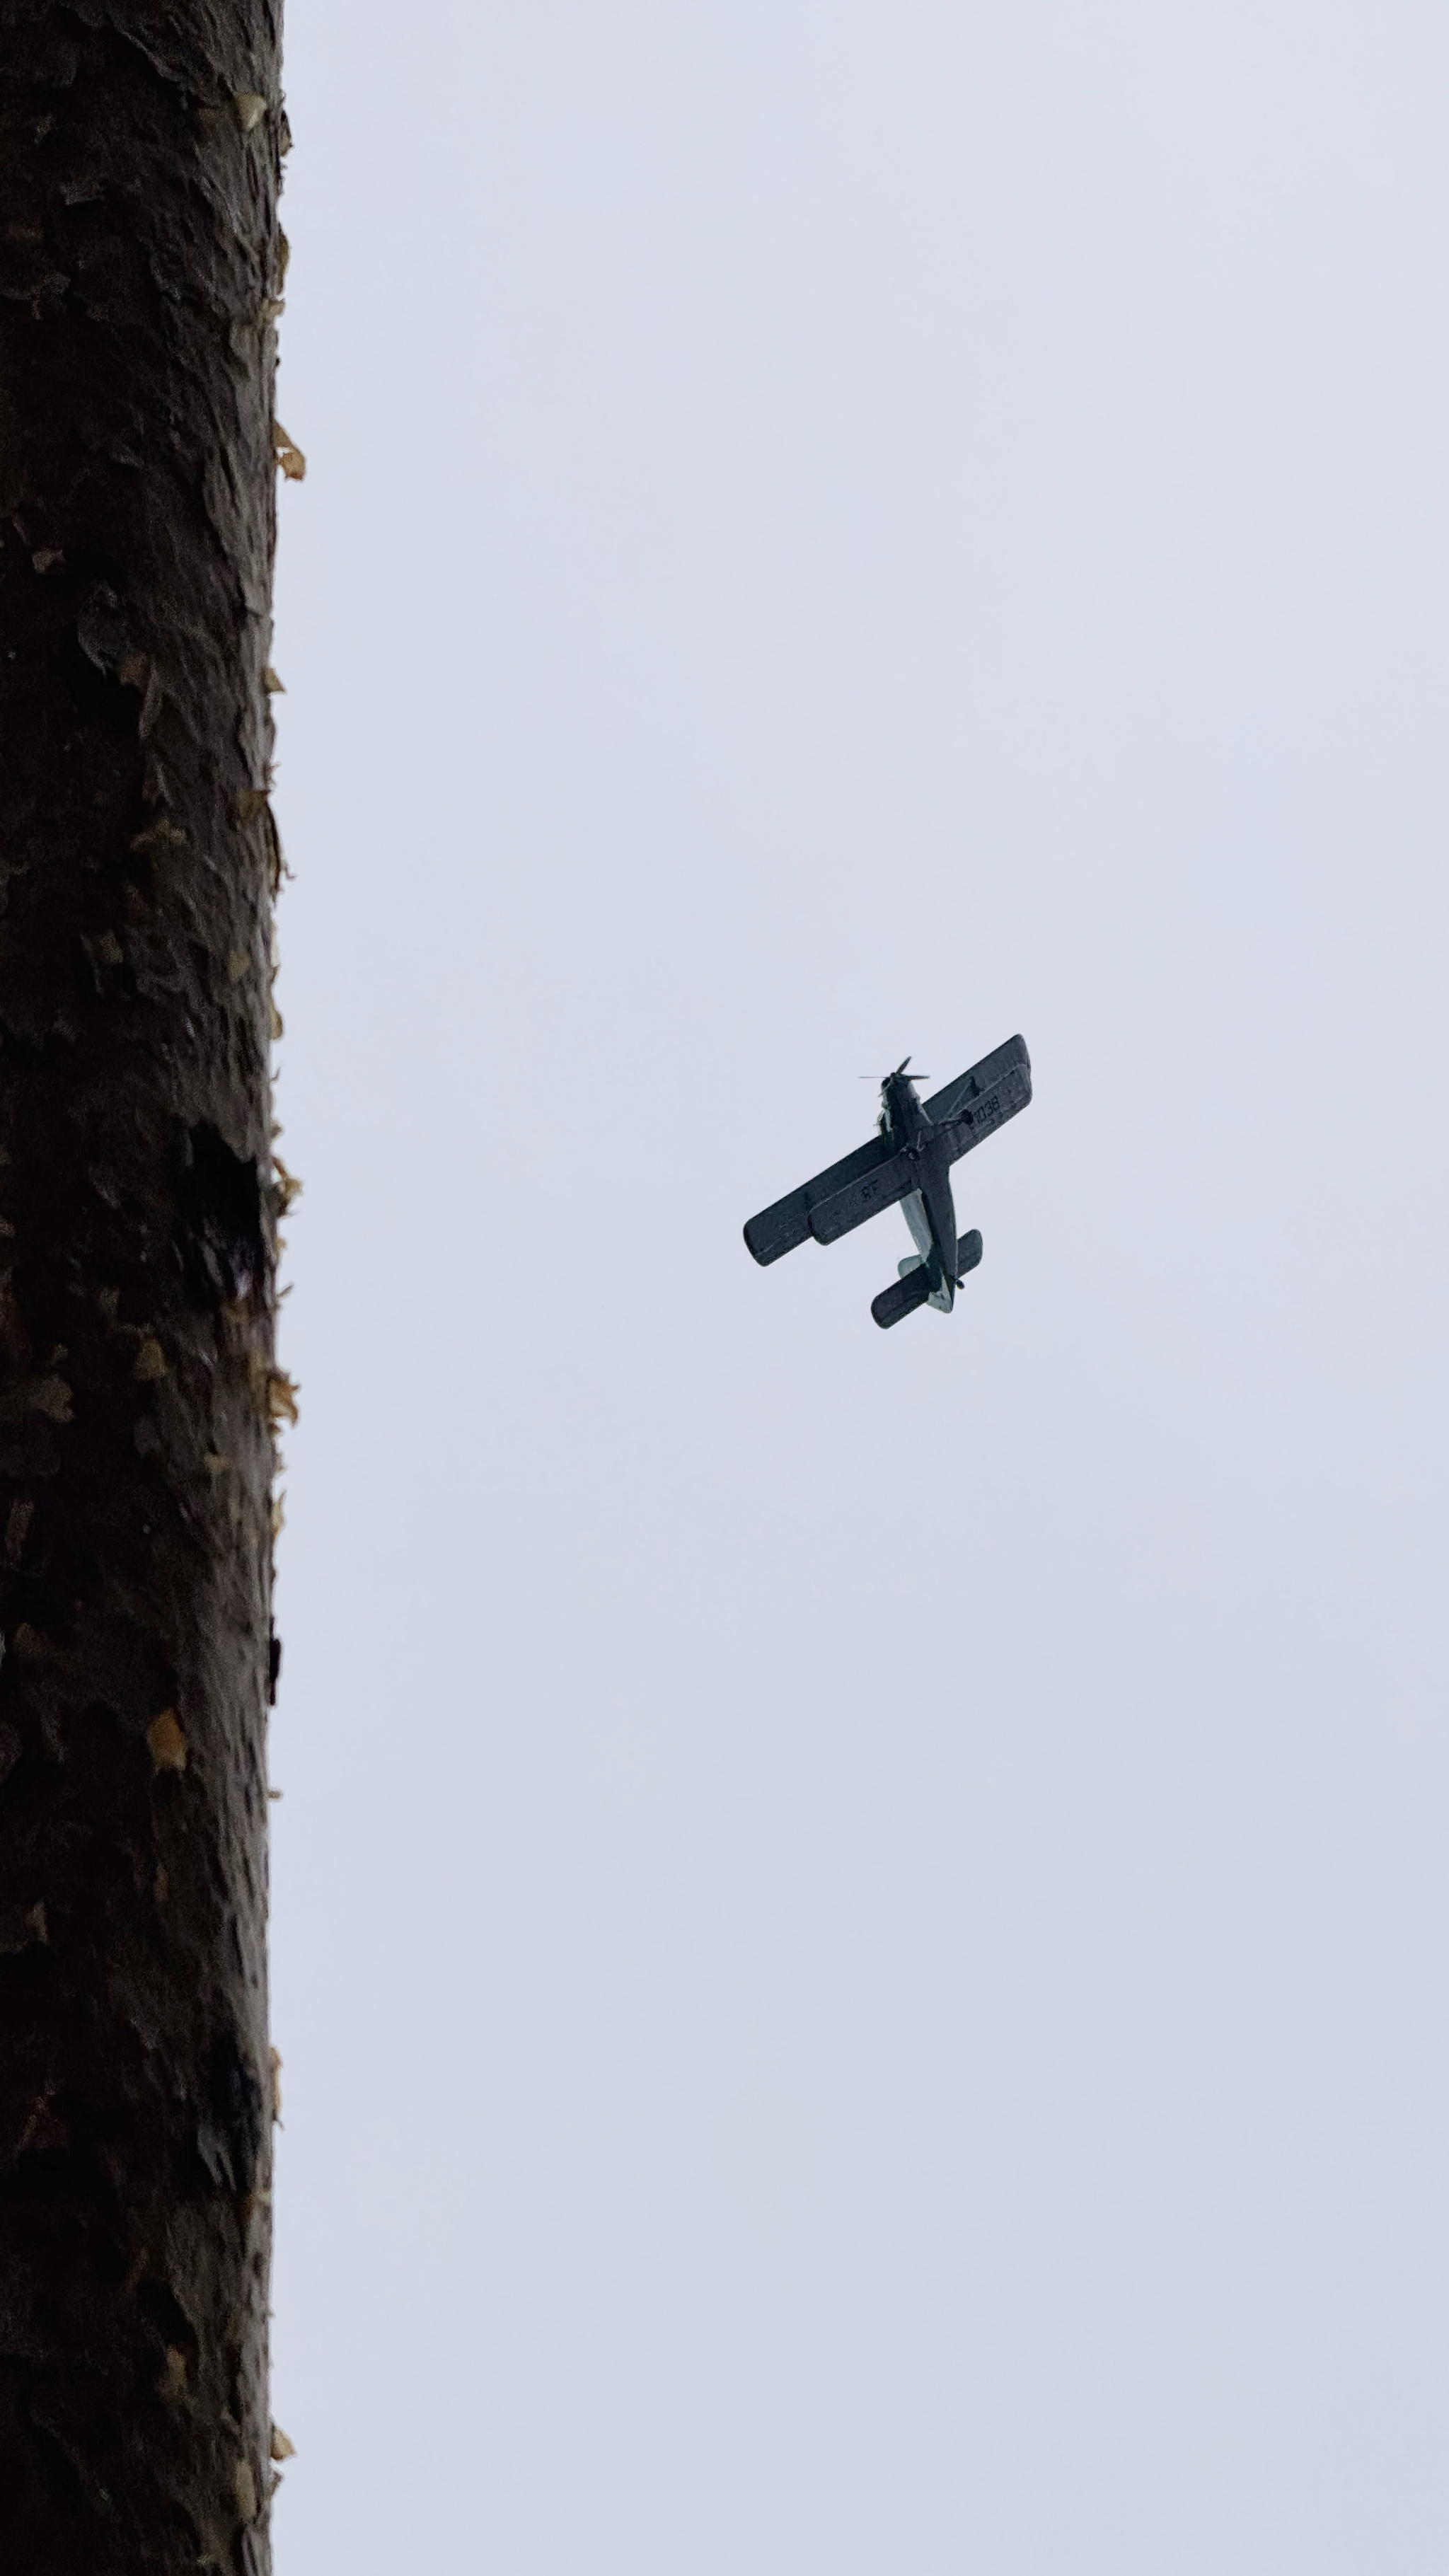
[{"left": 0, "top": 6, "right": 291, "bottom": 2567}]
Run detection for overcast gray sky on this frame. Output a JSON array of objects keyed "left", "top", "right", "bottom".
[{"left": 267, "top": 4, "right": 1449, "bottom": 2566}]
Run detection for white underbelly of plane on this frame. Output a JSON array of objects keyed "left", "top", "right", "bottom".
[
  {"left": 903, "top": 1191, "right": 932, "bottom": 1258},
  {"left": 900, "top": 1191, "right": 954, "bottom": 1311}
]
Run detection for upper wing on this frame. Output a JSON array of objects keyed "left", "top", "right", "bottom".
[
  {"left": 925, "top": 1035, "right": 1032, "bottom": 1159},
  {"left": 744, "top": 1129, "right": 906, "bottom": 1265},
  {"left": 807, "top": 1151, "right": 916, "bottom": 1244}
]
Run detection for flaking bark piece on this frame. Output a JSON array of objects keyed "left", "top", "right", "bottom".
[
  {"left": 273, "top": 422, "right": 306, "bottom": 480},
  {"left": 146, "top": 1709, "right": 188, "bottom": 1773}
]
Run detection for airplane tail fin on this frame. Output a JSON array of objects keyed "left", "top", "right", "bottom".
[{"left": 871, "top": 1230, "right": 983, "bottom": 1329}]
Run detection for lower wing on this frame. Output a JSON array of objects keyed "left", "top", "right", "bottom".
[
  {"left": 808, "top": 1153, "right": 915, "bottom": 1244},
  {"left": 744, "top": 1130, "right": 906, "bottom": 1264}
]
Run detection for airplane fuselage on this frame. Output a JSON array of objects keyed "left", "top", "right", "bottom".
[{"left": 879, "top": 1070, "right": 961, "bottom": 1310}]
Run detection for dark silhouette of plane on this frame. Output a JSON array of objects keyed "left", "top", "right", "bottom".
[{"left": 743, "top": 1036, "right": 1032, "bottom": 1328}]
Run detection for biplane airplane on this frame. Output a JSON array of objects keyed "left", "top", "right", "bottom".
[{"left": 743, "top": 1035, "right": 1032, "bottom": 1329}]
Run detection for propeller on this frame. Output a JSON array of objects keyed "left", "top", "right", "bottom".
[{"left": 859, "top": 1057, "right": 930, "bottom": 1080}]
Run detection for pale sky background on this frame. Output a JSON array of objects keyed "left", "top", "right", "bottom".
[{"left": 267, "top": 4, "right": 1449, "bottom": 2568}]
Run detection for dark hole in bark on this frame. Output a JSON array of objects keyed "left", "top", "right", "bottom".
[
  {"left": 267, "top": 1630, "right": 280, "bottom": 1705},
  {"left": 17, "top": 2402, "right": 89, "bottom": 2514},
  {"left": 74, "top": 582, "right": 133, "bottom": 673},
  {"left": 197, "top": 2031, "right": 262, "bottom": 2197},
  {"left": 57, "top": 630, "right": 142, "bottom": 738},
  {"left": 10, "top": 2122, "right": 74, "bottom": 2185},
  {"left": 48, "top": 557, "right": 145, "bottom": 737},
  {"left": 174, "top": 1124, "right": 264, "bottom": 1310},
  {"left": 42, "top": 543, "right": 128, "bottom": 593},
  {"left": 136, "top": 2273, "right": 200, "bottom": 2369},
  {"left": 31, "top": 39, "right": 80, "bottom": 87}
]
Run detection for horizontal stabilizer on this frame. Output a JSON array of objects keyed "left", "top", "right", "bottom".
[{"left": 872, "top": 1230, "right": 983, "bottom": 1330}]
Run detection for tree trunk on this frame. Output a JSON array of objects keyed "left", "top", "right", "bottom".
[{"left": 0, "top": 6, "right": 288, "bottom": 2566}]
